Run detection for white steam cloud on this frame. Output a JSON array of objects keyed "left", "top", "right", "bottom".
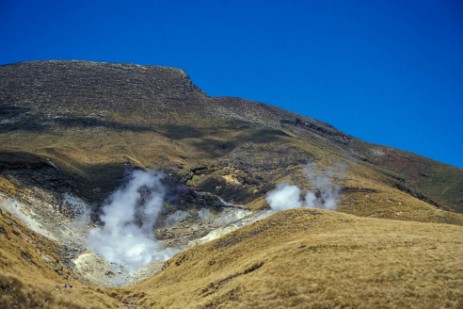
[
  {"left": 87, "top": 170, "right": 172, "bottom": 273},
  {"left": 266, "top": 163, "right": 345, "bottom": 211},
  {"left": 265, "top": 183, "right": 302, "bottom": 210}
]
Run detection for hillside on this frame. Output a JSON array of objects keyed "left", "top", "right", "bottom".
[
  {"left": 133, "top": 209, "right": 463, "bottom": 308},
  {"left": 1, "top": 61, "right": 462, "bottom": 216},
  {"left": 0, "top": 60, "right": 462, "bottom": 308},
  {"left": 1, "top": 208, "right": 462, "bottom": 308}
]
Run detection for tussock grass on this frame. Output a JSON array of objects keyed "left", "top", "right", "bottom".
[
  {"left": 2, "top": 60, "right": 463, "bottom": 308},
  {"left": 1, "top": 205, "right": 463, "bottom": 308},
  {"left": 0, "top": 211, "right": 121, "bottom": 308},
  {"left": 132, "top": 209, "right": 463, "bottom": 308}
]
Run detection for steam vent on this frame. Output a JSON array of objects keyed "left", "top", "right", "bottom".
[{"left": 0, "top": 61, "right": 462, "bottom": 308}]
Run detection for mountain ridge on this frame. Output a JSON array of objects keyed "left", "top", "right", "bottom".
[
  {"left": 1, "top": 60, "right": 461, "bottom": 215},
  {"left": 1, "top": 60, "right": 463, "bottom": 308}
]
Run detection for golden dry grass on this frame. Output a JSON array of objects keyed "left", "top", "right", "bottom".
[
  {"left": 1, "top": 114, "right": 463, "bottom": 308},
  {"left": 2, "top": 60, "right": 463, "bottom": 308},
  {"left": 131, "top": 209, "right": 463, "bottom": 308},
  {"left": 0, "top": 121, "right": 462, "bottom": 224},
  {"left": 338, "top": 168, "right": 463, "bottom": 225},
  {"left": 0, "top": 211, "right": 122, "bottom": 308},
  {"left": 1, "top": 206, "right": 463, "bottom": 308}
]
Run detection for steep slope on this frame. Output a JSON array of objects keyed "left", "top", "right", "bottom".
[
  {"left": 1, "top": 60, "right": 463, "bottom": 308},
  {"left": 0, "top": 60, "right": 462, "bottom": 221},
  {"left": 0, "top": 207, "right": 121, "bottom": 308}
]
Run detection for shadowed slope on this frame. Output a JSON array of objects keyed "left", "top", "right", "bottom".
[{"left": 0, "top": 60, "right": 462, "bottom": 216}]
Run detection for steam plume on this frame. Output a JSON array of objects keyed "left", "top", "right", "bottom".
[
  {"left": 266, "top": 163, "right": 345, "bottom": 211},
  {"left": 265, "top": 183, "right": 302, "bottom": 210},
  {"left": 87, "top": 170, "right": 171, "bottom": 272}
]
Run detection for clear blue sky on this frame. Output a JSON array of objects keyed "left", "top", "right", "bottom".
[{"left": 1, "top": 0, "right": 462, "bottom": 168}]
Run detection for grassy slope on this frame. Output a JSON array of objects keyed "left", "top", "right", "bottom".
[
  {"left": 0, "top": 61, "right": 462, "bottom": 307},
  {"left": 130, "top": 209, "right": 463, "bottom": 308},
  {"left": 0, "top": 61, "right": 462, "bottom": 215},
  {"left": 1, "top": 122, "right": 463, "bottom": 225},
  {"left": 0, "top": 210, "right": 122, "bottom": 308},
  {"left": 349, "top": 140, "right": 463, "bottom": 213},
  {"left": 1, "top": 207, "right": 462, "bottom": 308}
]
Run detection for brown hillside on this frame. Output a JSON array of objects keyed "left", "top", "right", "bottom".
[
  {"left": 0, "top": 60, "right": 461, "bottom": 219},
  {"left": 0, "top": 60, "right": 463, "bottom": 308},
  {"left": 1, "top": 208, "right": 462, "bottom": 308}
]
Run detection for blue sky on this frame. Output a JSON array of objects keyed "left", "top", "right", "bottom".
[{"left": 1, "top": 0, "right": 462, "bottom": 168}]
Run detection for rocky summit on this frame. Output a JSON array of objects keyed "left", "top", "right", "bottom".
[{"left": 0, "top": 60, "right": 462, "bottom": 308}]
